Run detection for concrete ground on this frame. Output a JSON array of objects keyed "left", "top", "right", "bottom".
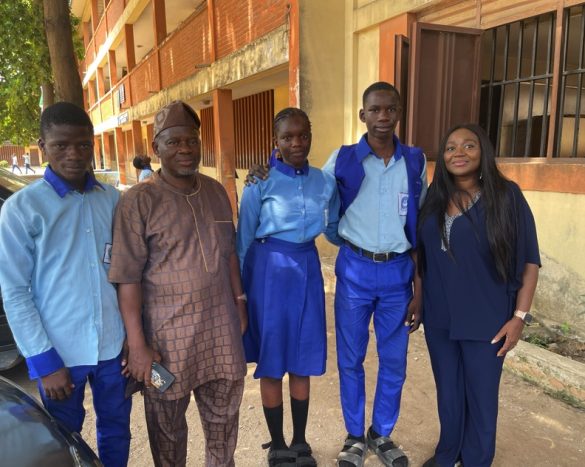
[{"left": 3, "top": 291, "right": 584, "bottom": 467}]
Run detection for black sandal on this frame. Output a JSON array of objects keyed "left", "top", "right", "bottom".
[
  {"left": 366, "top": 429, "right": 408, "bottom": 467},
  {"left": 263, "top": 441, "right": 298, "bottom": 466},
  {"left": 290, "top": 442, "right": 317, "bottom": 466},
  {"left": 336, "top": 436, "right": 367, "bottom": 466}
]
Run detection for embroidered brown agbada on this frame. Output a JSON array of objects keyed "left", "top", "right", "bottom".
[{"left": 109, "top": 172, "right": 246, "bottom": 400}]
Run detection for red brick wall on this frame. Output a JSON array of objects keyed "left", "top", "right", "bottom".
[
  {"left": 106, "top": 0, "right": 125, "bottom": 33},
  {"left": 159, "top": 8, "right": 211, "bottom": 89},
  {"left": 95, "top": 18, "right": 108, "bottom": 50},
  {"left": 129, "top": 52, "right": 160, "bottom": 105},
  {"left": 214, "top": 0, "right": 288, "bottom": 60}
]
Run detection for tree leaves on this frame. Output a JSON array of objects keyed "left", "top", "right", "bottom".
[{"left": 0, "top": 0, "right": 81, "bottom": 145}]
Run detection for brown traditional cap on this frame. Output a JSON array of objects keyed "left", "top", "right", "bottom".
[{"left": 153, "top": 100, "right": 201, "bottom": 139}]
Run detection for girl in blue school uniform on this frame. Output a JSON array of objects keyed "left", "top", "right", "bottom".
[
  {"left": 417, "top": 124, "right": 540, "bottom": 467},
  {"left": 237, "top": 108, "right": 339, "bottom": 467}
]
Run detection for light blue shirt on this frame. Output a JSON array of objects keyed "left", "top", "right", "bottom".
[
  {"left": 237, "top": 159, "right": 340, "bottom": 268},
  {"left": 138, "top": 167, "right": 153, "bottom": 182},
  {"left": 0, "top": 167, "right": 125, "bottom": 379},
  {"left": 322, "top": 137, "right": 428, "bottom": 253}
]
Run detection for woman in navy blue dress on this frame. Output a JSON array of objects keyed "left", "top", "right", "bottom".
[
  {"left": 237, "top": 108, "right": 339, "bottom": 466},
  {"left": 417, "top": 124, "right": 540, "bottom": 467}
]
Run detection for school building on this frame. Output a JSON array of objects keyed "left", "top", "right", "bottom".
[{"left": 73, "top": 0, "right": 585, "bottom": 332}]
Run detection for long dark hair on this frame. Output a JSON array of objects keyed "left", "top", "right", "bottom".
[{"left": 418, "top": 124, "right": 516, "bottom": 281}]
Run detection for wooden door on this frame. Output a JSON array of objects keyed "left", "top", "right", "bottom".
[
  {"left": 395, "top": 34, "right": 410, "bottom": 142},
  {"left": 407, "top": 22, "right": 482, "bottom": 158}
]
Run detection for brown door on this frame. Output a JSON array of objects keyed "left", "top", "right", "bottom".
[
  {"left": 407, "top": 22, "right": 482, "bottom": 158},
  {"left": 395, "top": 34, "right": 409, "bottom": 142}
]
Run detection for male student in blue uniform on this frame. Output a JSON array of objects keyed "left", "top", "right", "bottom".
[
  {"left": 0, "top": 102, "right": 131, "bottom": 467},
  {"left": 248, "top": 82, "right": 427, "bottom": 467}
]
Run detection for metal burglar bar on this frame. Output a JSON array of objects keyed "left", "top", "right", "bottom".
[
  {"left": 556, "top": 5, "right": 585, "bottom": 157},
  {"left": 200, "top": 90, "right": 275, "bottom": 169},
  {"left": 234, "top": 90, "right": 274, "bottom": 169},
  {"left": 200, "top": 107, "right": 215, "bottom": 167},
  {"left": 480, "top": 13, "right": 555, "bottom": 157}
]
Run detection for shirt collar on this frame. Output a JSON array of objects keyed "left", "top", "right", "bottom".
[
  {"left": 44, "top": 166, "right": 104, "bottom": 198},
  {"left": 356, "top": 133, "right": 404, "bottom": 162},
  {"left": 274, "top": 158, "right": 309, "bottom": 177}
]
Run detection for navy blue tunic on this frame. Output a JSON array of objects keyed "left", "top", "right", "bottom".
[{"left": 420, "top": 182, "right": 540, "bottom": 341}]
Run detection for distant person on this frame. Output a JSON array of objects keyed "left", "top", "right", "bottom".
[
  {"left": 109, "top": 101, "right": 247, "bottom": 467},
  {"left": 0, "top": 102, "right": 131, "bottom": 466},
  {"left": 132, "top": 154, "right": 154, "bottom": 182},
  {"left": 237, "top": 108, "right": 339, "bottom": 466},
  {"left": 417, "top": 124, "right": 540, "bottom": 467},
  {"left": 23, "top": 153, "right": 35, "bottom": 174},
  {"left": 11, "top": 154, "right": 22, "bottom": 174}
]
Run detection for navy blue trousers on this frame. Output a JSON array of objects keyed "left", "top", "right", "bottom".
[
  {"left": 38, "top": 353, "right": 131, "bottom": 467},
  {"left": 334, "top": 244, "right": 413, "bottom": 437},
  {"left": 425, "top": 326, "right": 504, "bottom": 467}
]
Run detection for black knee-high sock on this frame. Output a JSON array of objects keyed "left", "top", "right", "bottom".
[
  {"left": 290, "top": 397, "right": 309, "bottom": 446},
  {"left": 263, "top": 404, "right": 287, "bottom": 450}
]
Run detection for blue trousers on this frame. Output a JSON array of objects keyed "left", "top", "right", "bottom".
[
  {"left": 425, "top": 326, "right": 504, "bottom": 467},
  {"left": 38, "top": 353, "right": 131, "bottom": 467},
  {"left": 334, "top": 245, "right": 413, "bottom": 437}
]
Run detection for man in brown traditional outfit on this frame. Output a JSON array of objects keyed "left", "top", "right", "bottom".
[{"left": 109, "top": 101, "right": 248, "bottom": 467}]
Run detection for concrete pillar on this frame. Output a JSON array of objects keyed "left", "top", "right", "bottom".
[
  {"left": 88, "top": 79, "right": 96, "bottom": 107},
  {"left": 131, "top": 120, "right": 144, "bottom": 157},
  {"left": 83, "top": 21, "right": 92, "bottom": 49},
  {"left": 108, "top": 50, "right": 118, "bottom": 86},
  {"left": 152, "top": 0, "right": 167, "bottom": 46},
  {"left": 288, "top": 0, "right": 300, "bottom": 107},
  {"left": 146, "top": 124, "right": 154, "bottom": 158},
  {"left": 115, "top": 127, "right": 127, "bottom": 184},
  {"left": 94, "top": 135, "right": 103, "bottom": 170},
  {"left": 90, "top": 0, "right": 99, "bottom": 32},
  {"left": 125, "top": 24, "right": 136, "bottom": 71},
  {"left": 212, "top": 89, "right": 237, "bottom": 219},
  {"left": 207, "top": 0, "right": 217, "bottom": 62},
  {"left": 102, "top": 131, "right": 112, "bottom": 170},
  {"left": 97, "top": 67, "right": 106, "bottom": 98}
]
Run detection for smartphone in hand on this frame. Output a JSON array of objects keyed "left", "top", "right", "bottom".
[
  {"left": 150, "top": 361, "right": 175, "bottom": 392},
  {"left": 124, "top": 361, "right": 175, "bottom": 398}
]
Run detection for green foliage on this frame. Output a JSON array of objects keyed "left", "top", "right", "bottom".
[
  {"left": 0, "top": 0, "right": 50, "bottom": 145},
  {"left": 558, "top": 322, "right": 571, "bottom": 335},
  {"left": 523, "top": 333, "right": 551, "bottom": 348},
  {"left": 0, "top": 160, "right": 9, "bottom": 168},
  {"left": 0, "top": 1, "right": 84, "bottom": 145}
]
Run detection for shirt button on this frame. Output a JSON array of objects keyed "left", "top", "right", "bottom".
[
  {"left": 91, "top": 263, "right": 96, "bottom": 268},
  {"left": 86, "top": 228, "right": 91, "bottom": 233},
  {"left": 298, "top": 186, "right": 302, "bottom": 190}
]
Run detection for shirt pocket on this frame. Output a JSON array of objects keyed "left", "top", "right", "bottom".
[{"left": 213, "top": 217, "right": 235, "bottom": 257}]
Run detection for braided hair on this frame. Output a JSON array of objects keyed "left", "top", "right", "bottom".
[{"left": 273, "top": 107, "right": 312, "bottom": 135}]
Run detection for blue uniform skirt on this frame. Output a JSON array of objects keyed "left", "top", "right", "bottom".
[{"left": 242, "top": 237, "right": 326, "bottom": 379}]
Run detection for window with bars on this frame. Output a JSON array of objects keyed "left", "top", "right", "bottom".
[
  {"left": 480, "top": 6, "right": 585, "bottom": 158},
  {"left": 234, "top": 90, "right": 274, "bottom": 169},
  {"left": 200, "top": 107, "right": 215, "bottom": 167},
  {"left": 556, "top": 4, "right": 585, "bottom": 157},
  {"left": 480, "top": 13, "right": 555, "bottom": 157},
  {"left": 199, "top": 90, "right": 274, "bottom": 168}
]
